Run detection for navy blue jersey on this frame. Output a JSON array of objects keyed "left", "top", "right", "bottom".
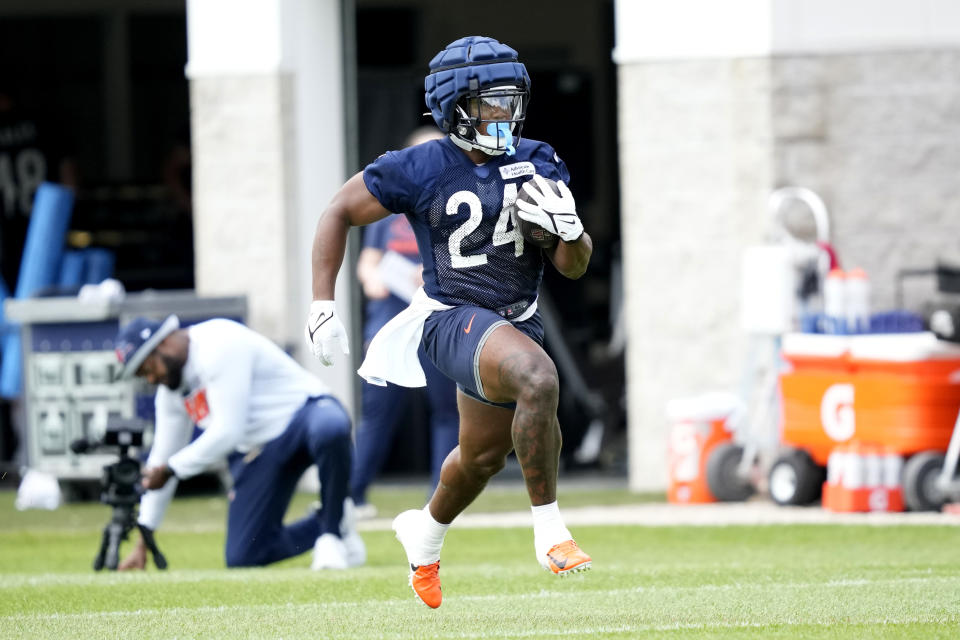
[{"left": 363, "top": 136, "right": 570, "bottom": 310}]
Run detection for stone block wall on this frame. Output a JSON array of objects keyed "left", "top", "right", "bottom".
[
  {"left": 772, "top": 51, "right": 960, "bottom": 309},
  {"left": 190, "top": 73, "right": 298, "bottom": 344},
  {"left": 620, "top": 49, "right": 960, "bottom": 491}
]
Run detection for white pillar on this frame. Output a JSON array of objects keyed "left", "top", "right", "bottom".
[{"left": 185, "top": 0, "right": 357, "bottom": 415}]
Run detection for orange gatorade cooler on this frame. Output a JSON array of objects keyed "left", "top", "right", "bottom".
[
  {"left": 780, "top": 332, "right": 960, "bottom": 466},
  {"left": 665, "top": 392, "right": 743, "bottom": 503}
]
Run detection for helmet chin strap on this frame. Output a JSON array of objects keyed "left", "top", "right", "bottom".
[
  {"left": 448, "top": 122, "right": 515, "bottom": 157},
  {"left": 448, "top": 133, "right": 505, "bottom": 156}
]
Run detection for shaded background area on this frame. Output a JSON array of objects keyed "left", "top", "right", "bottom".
[
  {"left": 0, "top": 1, "right": 625, "bottom": 481},
  {"left": 0, "top": 13, "right": 194, "bottom": 292}
]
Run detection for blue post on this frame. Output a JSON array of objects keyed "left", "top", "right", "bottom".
[
  {"left": 0, "top": 276, "right": 9, "bottom": 365},
  {"left": 0, "top": 182, "right": 75, "bottom": 398},
  {"left": 83, "top": 248, "right": 116, "bottom": 284},
  {"left": 58, "top": 250, "right": 86, "bottom": 288}
]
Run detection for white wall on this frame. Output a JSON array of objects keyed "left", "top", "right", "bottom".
[
  {"left": 615, "top": 0, "right": 960, "bottom": 491},
  {"left": 615, "top": 0, "right": 960, "bottom": 61},
  {"left": 186, "top": 0, "right": 357, "bottom": 415}
]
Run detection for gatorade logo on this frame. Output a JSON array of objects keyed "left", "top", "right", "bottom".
[{"left": 821, "top": 383, "right": 855, "bottom": 441}]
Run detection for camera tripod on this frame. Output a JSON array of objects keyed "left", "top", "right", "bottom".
[
  {"left": 93, "top": 501, "right": 167, "bottom": 571},
  {"left": 70, "top": 417, "right": 166, "bottom": 571}
]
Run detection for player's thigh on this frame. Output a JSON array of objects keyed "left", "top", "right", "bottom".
[
  {"left": 423, "top": 307, "right": 549, "bottom": 406},
  {"left": 477, "top": 323, "right": 557, "bottom": 404},
  {"left": 422, "top": 306, "right": 507, "bottom": 403},
  {"left": 455, "top": 389, "right": 515, "bottom": 466}
]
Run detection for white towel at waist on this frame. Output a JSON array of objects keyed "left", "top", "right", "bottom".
[{"left": 357, "top": 287, "right": 452, "bottom": 387}]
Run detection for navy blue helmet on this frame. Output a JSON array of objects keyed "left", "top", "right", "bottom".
[{"left": 424, "top": 36, "right": 531, "bottom": 156}]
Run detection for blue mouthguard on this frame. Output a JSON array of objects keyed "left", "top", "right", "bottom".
[{"left": 486, "top": 122, "right": 515, "bottom": 156}]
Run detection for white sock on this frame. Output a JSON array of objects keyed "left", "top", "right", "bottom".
[
  {"left": 531, "top": 501, "right": 573, "bottom": 559},
  {"left": 419, "top": 505, "right": 450, "bottom": 564}
]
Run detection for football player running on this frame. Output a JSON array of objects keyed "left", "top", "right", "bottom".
[{"left": 307, "top": 35, "right": 593, "bottom": 608}]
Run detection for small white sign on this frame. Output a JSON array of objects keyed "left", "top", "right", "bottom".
[{"left": 499, "top": 162, "right": 535, "bottom": 180}]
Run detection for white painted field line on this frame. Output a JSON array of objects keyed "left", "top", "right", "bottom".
[
  {"left": 404, "top": 615, "right": 960, "bottom": 638},
  {"left": 431, "top": 503, "right": 960, "bottom": 530},
  {"left": 4, "top": 575, "right": 958, "bottom": 622},
  {"left": 0, "top": 568, "right": 327, "bottom": 589},
  {"left": 6, "top": 615, "right": 957, "bottom": 640},
  {"left": 0, "top": 564, "right": 948, "bottom": 590},
  {"left": 11, "top": 502, "right": 958, "bottom": 536}
]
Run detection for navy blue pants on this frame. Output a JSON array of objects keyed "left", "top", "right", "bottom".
[
  {"left": 422, "top": 306, "right": 544, "bottom": 408},
  {"left": 350, "top": 347, "right": 458, "bottom": 505},
  {"left": 224, "top": 396, "right": 351, "bottom": 567}
]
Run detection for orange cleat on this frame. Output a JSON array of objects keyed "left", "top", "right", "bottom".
[
  {"left": 394, "top": 509, "right": 443, "bottom": 608},
  {"left": 408, "top": 562, "right": 442, "bottom": 608},
  {"left": 541, "top": 540, "right": 592, "bottom": 575}
]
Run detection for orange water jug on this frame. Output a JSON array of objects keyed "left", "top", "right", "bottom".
[{"left": 665, "top": 393, "right": 742, "bottom": 503}]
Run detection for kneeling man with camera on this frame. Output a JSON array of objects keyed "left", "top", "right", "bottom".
[{"left": 114, "top": 315, "right": 364, "bottom": 570}]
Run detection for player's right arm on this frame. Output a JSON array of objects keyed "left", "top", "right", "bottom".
[
  {"left": 138, "top": 389, "right": 192, "bottom": 528},
  {"left": 312, "top": 172, "right": 391, "bottom": 299},
  {"left": 308, "top": 171, "right": 392, "bottom": 364}
]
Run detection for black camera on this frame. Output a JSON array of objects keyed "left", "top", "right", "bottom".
[
  {"left": 102, "top": 421, "right": 144, "bottom": 446},
  {"left": 101, "top": 419, "right": 143, "bottom": 507},
  {"left": 70, "top": 416, "right": 166, "bottom": 571}
]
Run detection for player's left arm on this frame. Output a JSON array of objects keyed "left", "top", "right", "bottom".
[
  {"left": 534, "top": 146, "right": 592, "bottom": 278},
  {"left": 312, "top": 172, "right": 392, "bottom": 301},
  {"left": 546, "top": 230, "right": 592, "bottom": 279},
  {"left": 307, "top": 172, "right": 393, "bottom": 365}
]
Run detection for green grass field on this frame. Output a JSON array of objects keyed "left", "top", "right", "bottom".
[{"left": 2, "top": 486, "right": 959, "bottom": 639}]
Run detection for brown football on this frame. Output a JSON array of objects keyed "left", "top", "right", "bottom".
[{"left": 514, "top": 178, "right": 559, "bottom": 249}]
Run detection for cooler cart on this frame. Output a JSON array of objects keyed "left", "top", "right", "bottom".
[
  {"left": 934, "top": 407, "right": 960, "bottom": 506},
  {"left": 773, "top": 332, "right": 960, "bottom": 509}
]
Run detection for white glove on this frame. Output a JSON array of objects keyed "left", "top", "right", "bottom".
[
  {"left": 304, "top": 300, "right": 350, "bottom": 366},
  {"left": 514, "top": 175, "right": 584, "bottom": 243}
]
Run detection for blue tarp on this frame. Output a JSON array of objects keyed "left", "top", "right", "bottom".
[{"left": 0, "top": 182, "right": 75, "bottom": 398}]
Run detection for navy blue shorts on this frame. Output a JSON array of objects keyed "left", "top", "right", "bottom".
[{"left": 422, "top": 305, "right": 544, "bottom": 408}]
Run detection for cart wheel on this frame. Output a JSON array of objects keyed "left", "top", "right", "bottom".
[
  {"left": 705, "top": 442, "right": 756, "bottom": 502},
  {"left": 902, "top": 451, "right": 946, "bottom": 512},
  {"left": 768, "top": 449, "right": 825, "bottom": 506}
]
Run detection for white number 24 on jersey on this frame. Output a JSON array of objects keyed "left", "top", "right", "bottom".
[{"left": 445, "top": 183, "right": 524, "bottom": 268}]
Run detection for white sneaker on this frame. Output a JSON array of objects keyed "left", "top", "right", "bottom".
[
  {"left": 342, "top": 531, "right": 366, "bottom": 568},
  {"left": 353, "top": 502, "right": 379, "bottom": 520},
  {"left": 341, "top": 498, "right": 366, "bottom": 568},
  {"left": 311, "top": 533, "right": 348, "bottom": 570}
]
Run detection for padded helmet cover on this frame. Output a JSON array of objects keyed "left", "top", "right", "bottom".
[{"left": 424, "top": 36, "right": 531, "bottom": 132}]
